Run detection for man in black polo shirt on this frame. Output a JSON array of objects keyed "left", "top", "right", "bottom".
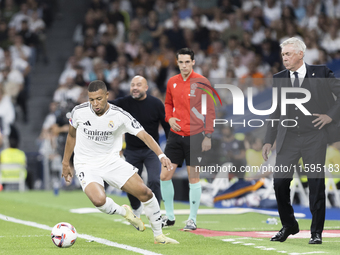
[{"left": 110, "top": 75, "right": 170, "bottom": 217}]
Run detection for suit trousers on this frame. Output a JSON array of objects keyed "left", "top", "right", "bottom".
[{"left": 274, "top": 130, "right": 326, "bottom": 234}]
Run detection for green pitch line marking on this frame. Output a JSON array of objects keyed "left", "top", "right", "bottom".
[{"left": 70, "top": 208, "right": 306, "bottom": 217}]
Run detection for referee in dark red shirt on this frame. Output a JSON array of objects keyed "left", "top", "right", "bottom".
[{"left": 161, "top": 48, "right": 215, "bottom": 231}]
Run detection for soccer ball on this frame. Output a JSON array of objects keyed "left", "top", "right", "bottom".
[{"left": 51, "top": 222, "right": 77, "bottom": 248}]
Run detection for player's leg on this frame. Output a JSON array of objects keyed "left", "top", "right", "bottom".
[
  {"left": 124, "top": 149, "right": 144, "bottom": 216},
  {"left": 84, "top": 182, "right": 126, "bottom": 216},
  {"left": 122, "top": 173, "right": 178, "bottom": 244},
  {"left": 78, "top": 166, "right": 144, "bottom": 232},
  {"left": 184, "top": 165, "right": 201, "bottom": 231},
  {"left": 144, "top": 149, "right": 162, "bottom": 205},
  {"left": 183, "top": 133, "right": 204, "bottom": 231},
  {"left": 122, "top": 172, "right": 153, "bottom": 201},
  {"left": 160, "top": 163, "right": 177, "bottom": 224},
  {"left": 160, "top": 131, "right": 183, "bottom": 225},
  {"left": 122, "top": 173, "right": 159, "bottom": 235}
]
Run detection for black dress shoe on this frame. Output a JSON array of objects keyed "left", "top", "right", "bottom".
[
  {"left": 309, "top": 233, "right": 322, "bottom": 244},
  {"left": 270, "top": 223, "right": 299, "bottom": 242}
]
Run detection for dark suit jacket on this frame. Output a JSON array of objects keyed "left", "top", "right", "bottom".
[{"left": 265, "top": 64, "right": 340, "bottom": 153}]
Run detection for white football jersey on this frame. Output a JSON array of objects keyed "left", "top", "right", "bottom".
[{"left": 69, "top": 102, "right": 144, "bottom": 167}]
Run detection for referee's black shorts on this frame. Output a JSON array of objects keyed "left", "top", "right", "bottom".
[{"left": 164, "top": 131, "right": 205, "bottom": 167}]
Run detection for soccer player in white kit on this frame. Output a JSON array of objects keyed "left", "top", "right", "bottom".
[{"left": 61, "top": 80, "right": 178, "bottom": 244}]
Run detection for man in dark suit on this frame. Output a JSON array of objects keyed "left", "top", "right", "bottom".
[{"left": 262, "top": 37, "right": 340, "bottom": 244}]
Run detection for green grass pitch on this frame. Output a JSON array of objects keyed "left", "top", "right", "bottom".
[{"left": 1, "top": 190, "right": 340, "bottom": 255}]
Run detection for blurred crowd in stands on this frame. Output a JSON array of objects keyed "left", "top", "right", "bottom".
[
  {"left": 38, "top": 0, "right": 340, "bottom": 189},
  {"left": 45, "top": 0, "right": 340, "bottom": 112},
  {"left": 0, "top": 0, "right": 56, "bottom": 149}
]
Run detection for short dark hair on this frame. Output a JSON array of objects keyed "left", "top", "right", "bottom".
[
  {"left": 88, "top": 80, "right": 107, "bottom": 92},
  {"left": 176, "top": 48, "right": 194, "bottom": 60}
]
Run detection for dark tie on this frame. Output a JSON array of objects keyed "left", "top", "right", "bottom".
[{"left": 293, "top": 71, "right": 299, "bottom": 87}]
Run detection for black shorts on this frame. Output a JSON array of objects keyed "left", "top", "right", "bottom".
[{"left": 164, "top": 131, "right": 205, "bottom": 167}]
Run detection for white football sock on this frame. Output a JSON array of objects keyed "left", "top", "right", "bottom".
[
  {"left": 96, "top": 197, "right": 126, "bottom": 216},
  {"left": 142, "top": 193, "right": 162, "bottom": 237}
]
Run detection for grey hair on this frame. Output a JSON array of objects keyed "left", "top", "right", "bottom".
[{"left": 280, "top": 37, "right": 306, "bottom": 55}]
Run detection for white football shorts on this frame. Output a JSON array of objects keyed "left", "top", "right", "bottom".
[{"left": 74, "top": 158, "right": 138, "bottom": 191}]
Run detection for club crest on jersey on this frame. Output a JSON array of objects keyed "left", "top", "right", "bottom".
[
  {"left": 173, "top": 83, "right": 177, "bottom": 88},
  {"left": 108, "top": 121, "right": 114, "bottom": 128}
]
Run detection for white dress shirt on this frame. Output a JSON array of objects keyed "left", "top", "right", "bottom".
[{"left": 289, "top": 62, "right": 306, "bottom": 87}]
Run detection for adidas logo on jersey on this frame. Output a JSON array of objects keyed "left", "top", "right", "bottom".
[{"left": 83, "top": 120, "right": 91, "bottom": 126}]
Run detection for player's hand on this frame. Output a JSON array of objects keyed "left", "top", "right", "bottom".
[
  {"left": 160, "top": 156, "right": 173, "bottom": 171},
  {"left": 61, "top": 163, "right": 73, "bottom": 183},
  {"left": 202, "top": 137, "right": 211, "bottom": 151},
  {"left": 312, "top": 113, "right": 332, "bottom": 129},
  {"left": 262, "top": 143, "right": 272, "bottom": 161},
  {"left": 169, "top": 117, "right": 181, "bottom": 132}
]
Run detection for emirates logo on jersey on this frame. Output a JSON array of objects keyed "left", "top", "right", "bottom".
[{"left": 108, "top": 121, "right": 114, "bottom": 128}]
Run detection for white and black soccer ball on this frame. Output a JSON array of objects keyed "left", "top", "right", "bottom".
[{"left": 51, "top": 222, "right": 77, "bottom": 248}]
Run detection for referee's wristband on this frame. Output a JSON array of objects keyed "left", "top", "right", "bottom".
[{"left": 158, "top": 154, "right": 166, "bottom": 160}]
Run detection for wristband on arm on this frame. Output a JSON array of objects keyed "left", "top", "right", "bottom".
[{"left": 158, "top": 153, "right": 166, "bottom": 160}]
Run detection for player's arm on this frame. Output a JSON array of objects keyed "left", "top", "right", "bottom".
[
  {"left": 136, "top": 130, "right": 173, "bottom": 170},
  {"left": 61, "top": 125, "right": 76, "bottom": 183},
  {"left": 164, "top": 81, "right": 181, "bottom": 131},
  {"left": 164, "top": 80, "right": 174, "bottom": 122}
]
